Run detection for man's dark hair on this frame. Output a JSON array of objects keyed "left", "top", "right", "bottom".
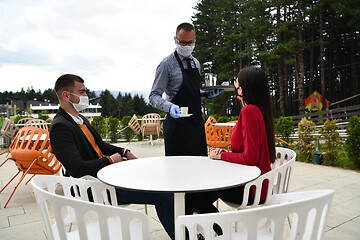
[
  {"left": 54, "top": 74, "right": 84, "bottom": 96},
  {"left": 176, "top": 22, "right": 195, "bottom": 36}
]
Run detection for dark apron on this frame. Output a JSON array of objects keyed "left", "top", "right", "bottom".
[{"left": 163, "top": 51, "right": 207, "bottom": 156}]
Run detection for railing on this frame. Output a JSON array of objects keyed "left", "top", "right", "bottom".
[{"left": 275, "top": 104, "right": 360, "bottom": 126}]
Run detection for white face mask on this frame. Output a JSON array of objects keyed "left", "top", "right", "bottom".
[
  {"left": 175, "top": 44, "right": 195, "bottom": 57},
  {"left": 69, "top": 92, "right": 89, "bottom": 112}
]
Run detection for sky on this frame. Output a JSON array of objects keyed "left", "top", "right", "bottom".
[{"left": 0, "top": 0, "right": 199, "bottom": 96}]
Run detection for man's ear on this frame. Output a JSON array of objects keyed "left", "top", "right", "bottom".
[{"left": 61, "top": 91, "right": 69, "bottom": 102}]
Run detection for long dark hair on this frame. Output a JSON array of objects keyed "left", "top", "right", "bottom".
[{"left": 237, "top": 66, "right": 276, "bottom": 163}]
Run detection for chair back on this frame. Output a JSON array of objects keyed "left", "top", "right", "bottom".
[
  {"left": 10, "top": 126, "right": 61, "bottom": 175},
  {"left": 142, "top": 113, "right": 161, "bottom": 125},
  {"left": 205, "top": 125, "right": 233, "bottom": 150},
  {"left": 45, "top": 118, "right": 53, "bottom": 123},
  {"left": 176, "top": 189, "right": 334, "bottom": 240},
  {"left": 16, "top": 117, "right": 34, "bottom": 125},
  {"left": 31, "top": 175, "right": 150, "bottom": 240},
  {"left": 25, "top": 118, "right": 49, "bottom": 131},
  {"left": 204, "top": 116, "right": 217, "bottom": 128},
  {"left": 128, "top": 114, "right": 142, "bottom": 136},
  {"left": 1, "top": 118, "right": 19, "bottom": 139},
  {"left": 141, "top": 113, "right": 161, "bottom": 137},
  {"left": 227, "top": 147, "right": 296, "bottom": 209}
]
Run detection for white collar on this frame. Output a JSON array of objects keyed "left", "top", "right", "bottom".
[
  {"left": 66, "top": 111, "right": 84, "bottom": 125},
  {"left": 178, "top": 53, "right": 192, "bottom": 60}
]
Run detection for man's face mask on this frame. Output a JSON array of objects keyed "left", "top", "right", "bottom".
[
  {"left": 175, "top": 44, "right": 195, "bottom": 57},
  {"left": 69, "top": 92, "right": 89, "bottom": 112}
]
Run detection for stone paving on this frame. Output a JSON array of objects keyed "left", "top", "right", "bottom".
[{"left": 0, "top": 139, "right": 359, "bottom": 239}]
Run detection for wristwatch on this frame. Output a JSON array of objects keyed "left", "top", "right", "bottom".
[{"left": 123, "top": 149, "right": 130, "bottom": 157}]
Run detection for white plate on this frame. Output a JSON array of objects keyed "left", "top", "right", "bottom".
[{"left": 177, "top": 113, "right": 193, "bottom": 117}]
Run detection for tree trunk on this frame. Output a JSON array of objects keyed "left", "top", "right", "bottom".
[
  {"left": 319, "top": 6, "right": 326, "bottom": 109},
  {"left": 278, "top": 64, "right": 285, "bottom": 116},
  {"left": 284, "top": 66, "right": 290, "bottom": 115},
  {"left": 277, "top": 5, "right": 285, "bottom": 116},
  {"left": 309, "top": 15, "right": 314, "bottom": 95},
  {"left": 297, "top": 2, "right": 305, "bottom": 114},
  {"left": 350, "top": 32, "right": 359, "bottom": 104}
]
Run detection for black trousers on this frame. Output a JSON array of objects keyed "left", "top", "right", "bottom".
[{"left": 186, "top": 186, "right": 265, "bottom": 236}]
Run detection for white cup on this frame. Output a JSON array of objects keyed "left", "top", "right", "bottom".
[{"left": 180, "top": 107, "right": 188, "bottom": 115}]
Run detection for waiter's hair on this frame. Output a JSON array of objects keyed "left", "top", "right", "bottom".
[
  {"left": 237, "top": 66, "right": 276, "bottom": 163},
  {"left": 176, "top": 22, "right": 195, "bottom": 35},
  {"left": 54, "top": 74, "right": 84, "bottom": 97}
]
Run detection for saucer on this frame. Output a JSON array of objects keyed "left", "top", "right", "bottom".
[{"left": 177, "top": 113, "right": 193, "bottom": 117}]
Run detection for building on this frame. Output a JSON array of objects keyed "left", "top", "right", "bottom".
[{"left": 30, "top": 103, "right": 102, "bottom": 120}]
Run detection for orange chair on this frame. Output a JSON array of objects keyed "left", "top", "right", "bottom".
[
  {"left": 0, "top": 126, "right": 62, "bottom": 208},
  {"left": 205, "top": 125, "right": 233, "bottom": 152},
  {"left": 204, "top": 116, "right": 217, "bottom": 128},
  {"left": 0, "top": 131, "right": 21, "bottom": 167}
]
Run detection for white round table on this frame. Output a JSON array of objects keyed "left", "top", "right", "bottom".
[
  {"left": 97, "top": 156, "right": 260, "bottom": 229},
  {"left": 212, "top": 122, "right": 236, "bottom": 127}
]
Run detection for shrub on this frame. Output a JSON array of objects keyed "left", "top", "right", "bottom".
[
  {"left": 319, "top": 119, "right": 341, "bottom": 166},
  {"left": 14, "top": 115, "right": 30, "bottom": 123},
  {"left": 120, "top": 116, "right": 133, "bottom": 142},
  {"left": 91, "top": 116, "right": 107, "bottom": 139},
  {"left": 202, "top": 114, "right": 207, "bottom": 123},
  {"left": 217, "top": 116, "right": 230, "bottom": 123},
  {"left": 231, "top": 116, "right": 239, "bottom": 121},
  {"left": 296, "top": 118, "right": 317, "bottom": 162},
  {"left": 108, "top": 117, "right": 120, "bottom": 143},
  {"left": 38, "top": 114, "right": 49, "bottom": 121},
  {"left": 275, "top": 116, "right": 294, "bottom": 145},
  {"left": 211, "top": 114, "right": 219, "bottom": 122},
  {"left": 345, "top": 116, "right": 360, "bottom": 168}
]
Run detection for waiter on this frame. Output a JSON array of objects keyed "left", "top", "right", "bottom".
[{"left": 149, "top": 22, "right": 223, "bottom": 156}]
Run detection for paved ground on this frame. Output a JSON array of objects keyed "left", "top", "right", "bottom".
[{"left": 0, "top": 139, "right": 360, "bottom": 239}]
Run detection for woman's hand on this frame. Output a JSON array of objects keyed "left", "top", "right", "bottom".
[{"left": 209, "top": 148, "right": 226, "bottom": 160}]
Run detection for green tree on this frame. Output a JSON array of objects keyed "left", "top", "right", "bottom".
[
  {"left": 120, "top": 116, "right": 133, "bottom": 142},
  {"left": 345, "top": 116, "right": 360, "bottom": 168},
  {"left": 275, "top": 117, "right": 294, "bottom": 145},
  {"left": 91, "top": 116, "right": 107, "bottom": 139},
  {"left": 296, "top": 118, "right": 317, "bottom": 162},
  {"left": 319, "top": 119, "right": 341, "bottom": 166},
  {"left": 121, "top": 93, "right": 135, "bottom": 117},
  {"left": 99, "top": 90, "right": 117, "bottom": 117},
  {"left": 108, "top": 116, "right": 119, "bottom": 143}
]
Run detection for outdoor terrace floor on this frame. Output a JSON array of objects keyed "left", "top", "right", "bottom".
[{"left": 1, "top": 139, "right": 360, "bottom": 239}]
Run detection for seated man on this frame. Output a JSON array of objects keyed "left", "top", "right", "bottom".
[{"left": 50, "top": 74, "right": 174, "bottom": 239}]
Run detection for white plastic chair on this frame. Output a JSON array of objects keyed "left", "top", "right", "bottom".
[
  {"left": 78, "top": 174, "right": 148, "bottom": 215},
  {"left": 223, "top": 147, "right": 296, "bottom": 209},
  {"left": 176, "top": 189, "right": 334, "bottom": 240},
  {"left": 31, "top": 175, "right": 150, "bottom": 240}
]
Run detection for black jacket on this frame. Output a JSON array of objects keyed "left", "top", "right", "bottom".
[{"left": 50, "top": 107, "right": 125, "bottom": 177}]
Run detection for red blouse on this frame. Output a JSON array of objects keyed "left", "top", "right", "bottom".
[{"left": 221, "top": 104, "right": 272, "bottom": 200}]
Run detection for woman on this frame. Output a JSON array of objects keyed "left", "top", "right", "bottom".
[{"left": 186, "top": 66, "right": 276, "bottom": 230}]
